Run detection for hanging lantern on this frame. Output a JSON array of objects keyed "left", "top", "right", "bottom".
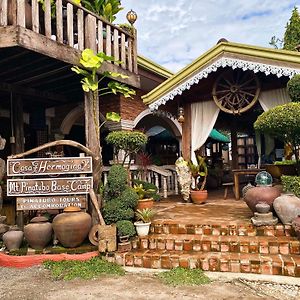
[
  {"left": 177, "top": 107, "right": 185, "bottom": 123},
  {"left": 126, "top": 9, "right": 137, "bottom": 25}
]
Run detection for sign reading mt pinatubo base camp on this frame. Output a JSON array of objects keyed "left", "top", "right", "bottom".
[
  {"left": 7, "top": 156, "right": 93, "bottom": 210},
  {"left": 7, "top": 157, "right": 92, "bottom": 176}
]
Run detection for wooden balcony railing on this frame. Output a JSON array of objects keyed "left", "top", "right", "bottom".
[{"left": 0, "top": 0, "right": 138, "bottom": 74}]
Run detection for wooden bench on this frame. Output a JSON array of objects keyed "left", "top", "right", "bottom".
[{"left": 222, "top": 182, "right": 235, "bottom": 199}]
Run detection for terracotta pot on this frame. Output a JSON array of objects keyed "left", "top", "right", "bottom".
[
  {"left": 137, "top": 198, "right": 154, "bottom": 210},
  {"left": 52, "top": 206, "right": 92, "bottom": 248},
  {"left": 24, "top": 216, "right": 53, "bottom": 249},
  {"left": 190, "top": 190, "right": 208, "bottom": 204},
  {"left": 2, "top": 230, "right": 23, "bottom": 250},
  {"left": 292, "top": 215, "right": 300, "bottom": 239},
  {"left": 244, "top": 186, "right": 280, "bottom": 213},
  {"left": 273, "top": 194, "right": 300, "bottom": 225}
]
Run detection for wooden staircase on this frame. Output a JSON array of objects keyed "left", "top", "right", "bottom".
[{"left": 105, "top": 221, "right": 300, "bottom": 277}]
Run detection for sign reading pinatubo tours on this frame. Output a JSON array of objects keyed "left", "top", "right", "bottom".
[
  {"left": 7, "top": 156, "right": 93, "bottom": 211},
  {"left": 7, "top": 157, "right": 92, "bottom": 176}
]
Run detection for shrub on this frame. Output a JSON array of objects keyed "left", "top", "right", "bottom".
[
  {"left": 106, "top": 165, "right": 128, "bottom": 196},
  {"left": 281, "top": 175, "right": 300, "bottom": 197},
  {"left": 116, "top": 220, "right": 136, "bottom": 237},
  {"left": 274, "top": 160, "right": 296, "bottom": 165},
  {"left": 287, "top": 74, "right": 300, "bottom": 102},
  {"left": 119, "top": 186, "right": 139, "bottom": 209},
  {"left": 132, "top": 179, "right": 161, "bottom": 201},
  {"left": 102, "top": 201, "right": 134, "bottom": 224}
]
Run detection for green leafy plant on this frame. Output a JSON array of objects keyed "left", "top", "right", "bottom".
[
  {"left": 254, "top": 102, "right": 300, "bottom": 173},
  {"left": 135, "top": 208, "right": 155, "bottom": 223},
  {"left": 81, "top": 0, "right": 123, "bottom": 23},
  {"left": 274, "top": 160, "right": 296, "bottom": 165},
  {"left": 118, "top": 23, "right": 134, "bottom": 35},
  {"left": 188, "top": 156, "right": 208, "bottom": 191},
  {"left": 157, "top": 267, "right": 211, "bottom": 286},
  {"left": 102, "top": 200, "right": 134, "bottom": 224},
  {"left": 133, "top": 184, "right": 155, "bottom": 200},
  {"left": 104, "top": 164, "right": 128, "bottom": 197},
  {"left": 281, "top": 175, "right": 300, "bottom": 197},
  {"left": 43, "top": 257, "right": 125, "bottom": 280},
  {"left": 116, "top": 220, "right": 136, "bottom": 237},
  {"left": 287, "top": 74, "right": 300, "bottom": 102},
  {"left": 132, "top": 179, "right": 160, "bottom": 201},
  {"left": 38, "top": 0, "right": 56, "bottom": 18},
  {"left": 283, "top": 6, "right": 300, "bottom": 51},
  {"left": 106, "top": 130, "right": 148, "bottom": 168}
]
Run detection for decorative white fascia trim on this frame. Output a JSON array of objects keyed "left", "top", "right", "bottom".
[{"left": 149, "top": 57, "right": 300, "bottom": 110}]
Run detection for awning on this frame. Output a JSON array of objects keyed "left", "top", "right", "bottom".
[{"left": 209, "top": 129, "right": 230, "bottom": 143}]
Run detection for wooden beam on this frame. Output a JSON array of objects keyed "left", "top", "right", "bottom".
[
  {"left": 231, "top": 119, "right": 238, "bottom": 169},
  {"left": 0, "top": 26, "right": 18, "bottom": 47}
]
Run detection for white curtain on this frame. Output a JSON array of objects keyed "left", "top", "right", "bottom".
[
  {"left": 258, "top": 88, "right": 291, "bottom": 111},
  {"left": 256, "top": 88, "right": 291, "bottom": 167},
  {"left": 191, "top": 101, "right": 220, "bottom": 163}
]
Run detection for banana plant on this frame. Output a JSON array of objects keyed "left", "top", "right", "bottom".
[{"left": 188, "top": 156, "right": 208, "bottom": 191}]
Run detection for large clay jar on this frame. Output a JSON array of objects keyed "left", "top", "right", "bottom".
[
  {"left": 2, "top": 230, "right": 24, "bottom": 250},
  {"left": 190, "top": 190, "right": 208, "bottom": 204},
  {"left": 52, "top": 206, "right": 92, "bottom": 248},
  {"left": 244, "top": 186, "right": 280, "bottom": 213},
  {"left": 24, "top": 216, "right": 53, "bottom": 249},
  {"left": 273, "top": 194, "right": 300, "bottom": 225},
  {"left": 292, "top": 216, "right": 300, "bottom": 239}
]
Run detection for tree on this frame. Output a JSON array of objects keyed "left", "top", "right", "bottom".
[
  {"left": 283, "top": 6, "right": 300, "bottom": 51},
  {"left": 287, "top": 74, "right": 300, "bottom": 102}
]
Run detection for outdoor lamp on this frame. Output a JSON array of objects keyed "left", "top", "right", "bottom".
[
  {"left": 177, "top": 107, "right": 185, "bottom": 123},
  {"left": 126, "top": 9, "right": 137, "bottom": 25},
  {"left": 255, "top": 171, "right": 273, "bottom": 186}
]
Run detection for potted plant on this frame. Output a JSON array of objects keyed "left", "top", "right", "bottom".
[
  {"left": 188, "top": 156, "right": 208, "bottom": 204},
  {"left": 134, "top": 208, "right": 155, "bottom": 237},
  {"left": 133, "top": 184, "right": 156, "bottom": 210}
]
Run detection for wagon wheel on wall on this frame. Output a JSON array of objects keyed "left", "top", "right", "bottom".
[{"left": 212, "top": 69, "right": 260, "bottom": 114}]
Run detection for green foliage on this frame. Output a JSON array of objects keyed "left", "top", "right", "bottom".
[
  {"left": 43, "top": 257, "right": 125, "bottom": 280},
  {"left": 38, "top": 0, "right": 56, "bottom": 18},
  {"left": 119, "top": 186, "right": 139, "bottom": 209},
  {"left": 281, "top": 175, "right": 300, "bottom": 197},
  {"left": 106, "top": 112, "right": 121, "bottom": 122},
  {"left": 283, "top": 7, "right": 300, "bottom": 51},
  {"left": 188, "top": 156, "right": 208, "bottom": 191},
  {"left": 274, "top": 160, "right": 296, "bottom": 165},
  {"left": 116, "top": 220, "right": 136, "bottom": 237},
  {"left": 81, "top": 0, "right": 123, "bottom": 23},
  {"left": 106, "top": 131, "right": 148, "bottom": 166},
  {"left": 135, "top": 208, "right": 156, "bottom": 223},
  {"left": 157, "top": 267, "right": 211, "bottom": 286},
  {"left": 133, "top": 184, "right": 156, "bottom": 200},
  {"left": 105, "top": 165, "right": 128, "bottom": 197},
  {"left": 254, "top": 103, "right": 300, "bottom": 148},
  {"left": 269, "top": 36, "right": 283, "bottom": 49},
  {"left": 119, "top": 23, "right": 134, "bottom": 35},
  {"left": 287, "top": 75, "right": 300, "bottom": 102},
  {"left": 132, "top": 179, "right": 160, "bottom": 201},
  {"left": 102, "top": 200, "right": 134, "bottom": 224}
]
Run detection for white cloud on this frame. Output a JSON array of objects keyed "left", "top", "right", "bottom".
[{"left": 116, "top": 0, "right": 299, "bottom": 72}]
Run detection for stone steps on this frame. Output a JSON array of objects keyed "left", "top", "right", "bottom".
[
  {"left": 138, "top": 234, "right": 300, "bottom": 255},
  {"left": 106, "top": 249, "right": 300, "bottom": 277},
  {"left": 151, "top": 221, "right": 294, "bottom": 237}
]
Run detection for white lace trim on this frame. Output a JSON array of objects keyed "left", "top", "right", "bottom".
[{"left": 149, "top": 57, "right": 300, "bottom": 110}]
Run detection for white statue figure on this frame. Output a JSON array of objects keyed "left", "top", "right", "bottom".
[{"left": 175, "top": 157, "right": 192, "bottom": 202}]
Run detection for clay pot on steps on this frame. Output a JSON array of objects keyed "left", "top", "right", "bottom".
[
  {"left": 52, "top": 206, "right": 92, "bottom": 248},
  {"left": 190, "top": 190, "right": 208, "bottom": 204},
  {"left": 24, "top": 216, "right": 53, "bottom": 249},
  {"left": 137, "top": 198, "right": 154, "bottom": 210},
  {"left": 2, "top": 230, "right": 24, "bottom": 251},
  {"left": 244, "top": 186, "right": 280, "bottom": 213}
]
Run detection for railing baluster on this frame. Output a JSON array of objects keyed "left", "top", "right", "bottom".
[
  {"left": 31, "top": 0, "right": 39, "bottom": 33},
  {"left": 77, "top": 8, "right": 84, "bottom": 50},
  {"left": 105, "top": 24, "right": 111, "bottom": 56},
  {"left": 85, "top": 14, "right": 96, "bottom": 52},
  {"left": 67, "top": 3, "right": 73, "bottom": 46},
  {"left": 56, "top": 0, "right": 63, "bottom": 43},
  {"left": 0, "top": 0, "right": 8, "bottom": 26},
  {"left": 97, "top": 20, "right": 103, "bottom": 52},
  {"left": 16, "top": 0, "right": 25, "bottom": 27},
  {"left": 127, "top": 36, "right": 133, "bottom": 72},
  {"left": 132, "top": 30, "right": 138, "bottom": 74},
  {"left": 44, "top": 0, "right": 52, "bottom": 37},
  {"left": 113, "top": 28, "right": 119, "bottom": 63},
  {"left": 120, "top": 33, "right": 126, "bottom": 69}
]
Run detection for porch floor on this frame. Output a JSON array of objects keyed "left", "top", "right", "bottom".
[{"left": 154, "top": 189, "right": 252, "bottom": 225}]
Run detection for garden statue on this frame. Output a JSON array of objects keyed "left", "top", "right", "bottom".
[{"left": 175, "top": 157, "right": 192, "bottom": 202}]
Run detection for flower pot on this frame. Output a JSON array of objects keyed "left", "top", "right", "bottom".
[
  {"left": 244, "top": 186, "right": 280, "bottom": 213},
  {"left": 24, "top": 216, "right": 53, "bottom": 250},
  {"left": 134, "top": 221, "right": 151, "bottom": 237},
  {"left": 52, "top": 206, "right": 92, "bottom": 248},
  {"left": 136, "top": 198, "right": 154, "bottom": 210},
  {"left": 190, "top": 190, "right": 208, "bottom": 204},
  {"left": 2, "top": 230, "right": 23, "bottom": 251}
]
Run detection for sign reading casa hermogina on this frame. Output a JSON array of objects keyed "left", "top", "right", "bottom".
[
  {"left": 7, "top": 157, "right": 92, "bottom": 176},
  {"left": 7, "top": 156, "right": 93, "bottom": 211}
]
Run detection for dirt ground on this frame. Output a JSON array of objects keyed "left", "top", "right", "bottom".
[{"left": 1, "top": 266, "right": 299, "bottom": 300}]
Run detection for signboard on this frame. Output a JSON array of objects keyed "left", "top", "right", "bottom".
[
  {"left": 7, "top": 157, "right": 92, "bottom": 176},
  {"left": 7, "top": 177, "right": 93, "bottom": 197},
  {"left": 16, "top": 195, "right": 87, "bottom": 211}
]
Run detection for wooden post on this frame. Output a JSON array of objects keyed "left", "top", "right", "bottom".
[
  {"left": 12, "top": 95, "right": 24, "bottom": 228},
  {"left": 231, "top": 119, "right": 238, "bottom": 169},
  {"left": 182, "top": 102, "right": 191, "bottom": 161},
  {"left": 84, "top": 90, "right": 102, "bottom": 224}
]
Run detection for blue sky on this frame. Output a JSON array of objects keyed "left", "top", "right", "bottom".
[{"left": 116, "top": 0, "right": 299, "bottom": 72}]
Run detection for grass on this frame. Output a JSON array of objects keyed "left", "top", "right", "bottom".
[
  {"left": 43, "top": 257, "right": 125, "bottom": 280},
  {"left": 157, "top": 267, "right": 211, "bottom": 286}
]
